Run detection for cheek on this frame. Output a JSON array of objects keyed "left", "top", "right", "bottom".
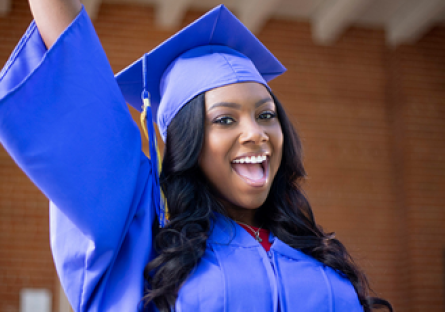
[
  {"left": 202, "top": 132, "right": 223, "bottom": 161},
  {"left": 199, "top": 131, "right": 231, "bottom": 178}
]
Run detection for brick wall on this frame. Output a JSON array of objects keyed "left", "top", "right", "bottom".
[
  {"left": 1, "top": 1, "right": 444, "bottom": 311},
  {"left": 388, "top": 29, "right": 445, "bottom": 311}
]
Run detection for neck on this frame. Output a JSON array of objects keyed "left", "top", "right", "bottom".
[
  {"left": 216, "top": 198, "right": 261, "bottom": 227},
  {"left": 228, "top": 208, "right": 260, "bottom": 227},
  {"left": 236, "top": 220, "right": 262, "bottom": 229}
]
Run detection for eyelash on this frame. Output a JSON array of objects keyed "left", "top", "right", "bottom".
[
  {"left": 213, "top": 116, "right": 235, "bottom": 125},
  {"left": 213, "top": 111, "right": 277, "bottom": 125},
  {"left": 259, "top": 111, "right": 277, "bottom": 120}
]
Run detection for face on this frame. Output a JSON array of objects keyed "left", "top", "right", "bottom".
[{"left": 199, "top": 82, "right": 283, "bottom": 224}]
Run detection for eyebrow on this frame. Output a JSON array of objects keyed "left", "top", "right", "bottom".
[{"left": 208, "top": 98, "right": 273, "bottom": 111}]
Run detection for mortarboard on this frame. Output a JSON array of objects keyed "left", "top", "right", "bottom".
[
  {"left": 115, "top": 4, "right": 286, "bottom": 142},
  {"left": 115, "top": 4, "right": 286, "bottom": 226}
]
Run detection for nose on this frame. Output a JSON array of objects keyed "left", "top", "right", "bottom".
[{"left": 239, "top": 118, "right": 268, "bottom": 145}]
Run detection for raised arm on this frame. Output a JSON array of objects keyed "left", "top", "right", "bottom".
[
  {"left": 28, "top": 0, "right": 82, "bottom": 48},
  {"left": 0, "top": 5, "right": 156, "bottom": 310}
]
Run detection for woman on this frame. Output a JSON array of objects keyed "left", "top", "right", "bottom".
[{"left": 0, "top": 0, "right": 392, "bottom": 311}]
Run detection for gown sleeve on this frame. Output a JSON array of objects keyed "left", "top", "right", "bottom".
[{"left": 0, "top": 7, "right": 156, "bottom": 312}]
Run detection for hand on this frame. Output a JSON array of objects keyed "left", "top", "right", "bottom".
[{"left": 28, "top": 0, "right": 82, "bottom": 48}]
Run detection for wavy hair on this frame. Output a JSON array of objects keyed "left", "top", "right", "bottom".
[{"left": 143, "top": 92, "right": 392, "bottom": 312}]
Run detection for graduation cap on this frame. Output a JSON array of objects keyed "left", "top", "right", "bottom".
[
  {"left": 115, "top": 4, "right": 286, "bottom": 142},
  {"left": 115, "top": 4, "right": 286, "bottom": 226}
]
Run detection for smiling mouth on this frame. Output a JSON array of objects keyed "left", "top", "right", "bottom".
[{"left": 231, "top": 155, "right": 269, "bottom": 187}]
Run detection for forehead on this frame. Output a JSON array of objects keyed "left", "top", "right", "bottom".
[{"left": 204, "top": 82, "right": 272, "bottom": 107}]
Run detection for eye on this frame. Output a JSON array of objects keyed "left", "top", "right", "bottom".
[
  {"left": 258, "top": 111, "right": 277, "bottom": 120},
  {"left": 213, "top": 116, "right": 235, "bottom": 125}
]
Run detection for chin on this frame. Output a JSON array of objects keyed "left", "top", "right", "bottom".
[{"left": 227, "top": 193, "right": 269, "bottom": 211}]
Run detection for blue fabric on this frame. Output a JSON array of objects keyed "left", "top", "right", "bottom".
[
  {"left": 0, "top": 8, "right": 154, "bottom": 312},
  {"left": 156, "top": 45, "right": 268, "bottom": 141},
  {"left": 178, "top": 215, "right": 364, "bottom": 312},
  {"left": 0, "top": 7, "right": 363, "bottom": 312},
  {"left": 115, "top": 4, "right": 286, "bottom": 141}
]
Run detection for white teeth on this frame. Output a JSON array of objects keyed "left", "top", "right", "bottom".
[{"left": 232, "top": 155, "right": 268, "bottom": 164}]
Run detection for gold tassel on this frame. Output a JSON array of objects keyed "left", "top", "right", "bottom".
[
  {"left": 140, "top": 96, "right": 169, "bottom": 222},
  {"left": 140, "top": 97, "right": 150, "bottom": 141}
]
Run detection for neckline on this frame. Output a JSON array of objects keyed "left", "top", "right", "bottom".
[{"left": 238, "top": 223, "right": 269, "bottom": 233}]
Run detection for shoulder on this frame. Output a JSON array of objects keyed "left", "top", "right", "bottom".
[
  {"left": 176, "top": 247, "right": 224, "bottom": 311},
  {"left": 272, "top": 238, "right": 364, "bottom": 311}
]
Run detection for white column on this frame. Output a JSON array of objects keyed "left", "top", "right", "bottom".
[
  {"left": 82, "top": 0, "right": 102, "bottom": 20},
  {"left": 155, "top": 0, "right": 192, "bottom": 29},
  {"left": 312, "top": 0, "right": 372, "bottom": 45},
  {"left": 0, "top": 0, "right": 11, "bottom": 16},
  {"left": 387, "top": 0, "right": 445, "bottom": 46},
  {"left": 238, "top": 0, "right": 282, "bottom": 33}
]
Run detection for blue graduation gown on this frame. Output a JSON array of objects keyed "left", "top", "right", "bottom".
[{"left": 0, "top": 7, "right": 363, "bottom": 312}]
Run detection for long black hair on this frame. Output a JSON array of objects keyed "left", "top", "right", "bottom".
[{"left": 143, "top": 92, "right": 393, "bottom": 312}]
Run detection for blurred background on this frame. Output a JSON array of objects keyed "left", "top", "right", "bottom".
[{"left": 1, "top": 0, "right": 444, "bottom": 311}]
